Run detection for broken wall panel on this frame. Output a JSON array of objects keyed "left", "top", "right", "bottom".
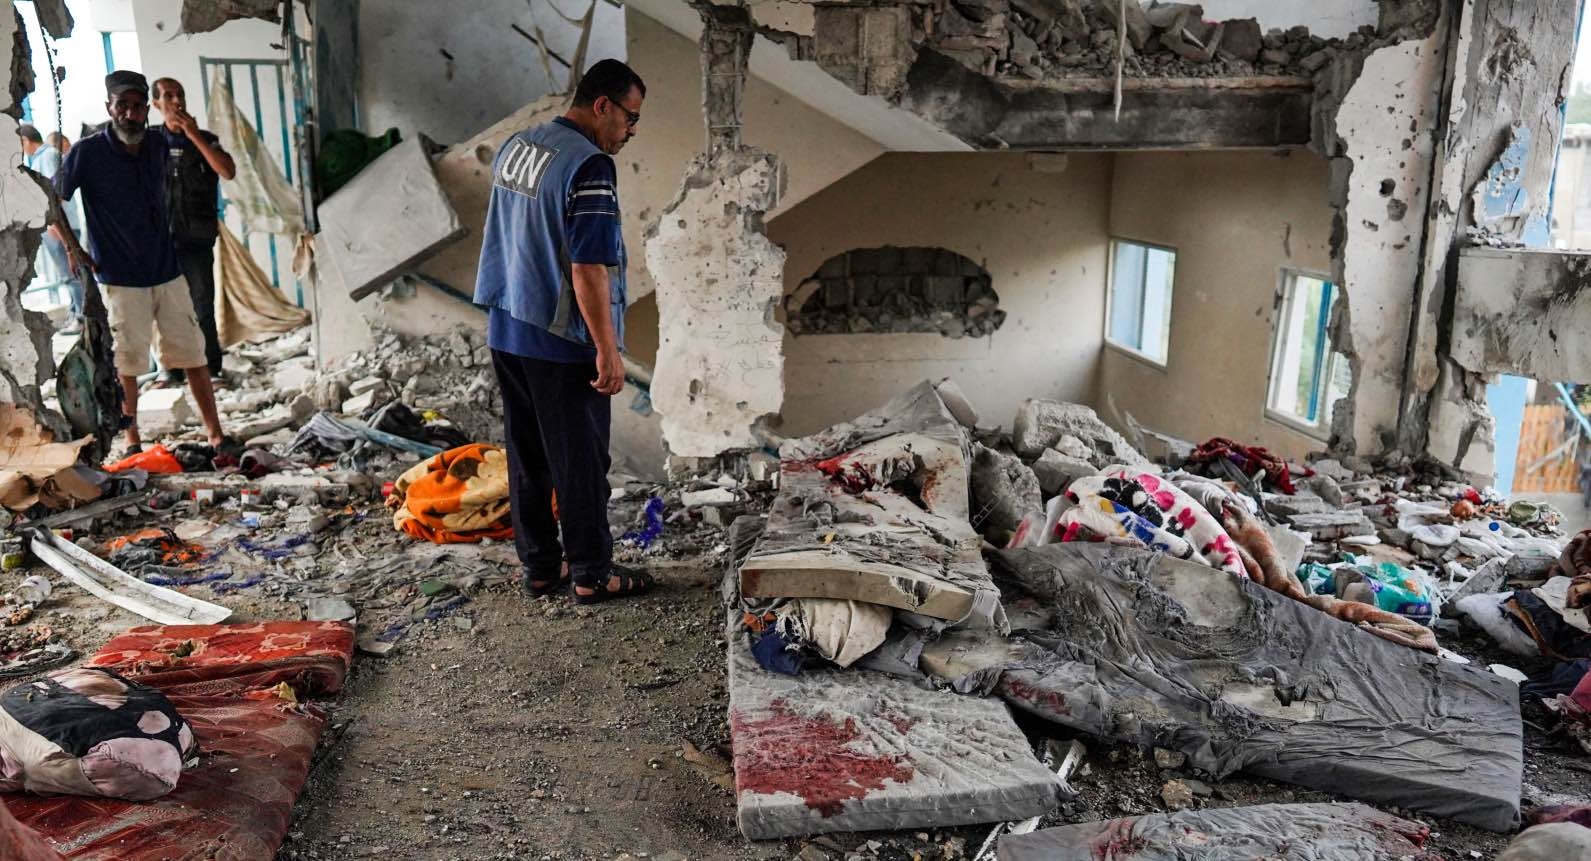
[
  {"left": 316, "top": 138, "right": 465, "bottom": 302},
  {"left": 1451, "top": 248, "right": 1591, "bottom": 381},
  {"left": 939, "top": 543, "right": 1522, "bottom": 831}
]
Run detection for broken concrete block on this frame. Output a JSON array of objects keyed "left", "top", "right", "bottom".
[
  {"left": 313, "top": 376, "right": 351, "bottom": 412},
  {"left": 1298, "top": 48, "right": 1333, "bottom": 72},
  {"left": 1159, "top": 779, "right": 1193, "bottom": 811},
  {"left": 136, "top": 388, "right": 194, "bottom": 434},
  {"left": 933, "top": 378, "right": 979, "bottom": 429},
  {"left": 348, "top": 375, "right": 387, "bottom": 397},
  {"left": 1143, "top": 2, "right": 1200, "bottom": 31},
  {"left": 971, "top": 445, "right": 1043, "bottom": 537},
  {"left": 683, "top": 487, "right": 738, "bottom": 507},
  {"left": 1286, "top": 511, "right": 1377, "bottom": 541},
  {"left": 727, "top": 613, "right": 1057, "bottom": 840},
  {"left": 341, "top": 388, "right": 392, "bottom": 416},
  {"left": 305, "top": 597, "right": 356, "bottom": 622},
  {"left": 230, "top": 405, "right": 295, "bottom": 443},
  {"left": 318, "top": 138, "right": 465, "bottom": 301},
  {"left": 998, "top": 804, "right": 1439, "bottom": 861},
  {"left": 962, "top": 544, "right": 1523, "bottom": 832},
  {"left": 1029, "top": 449, "right": 1097, "bottom": 497},
  {"left": 1011, "top": 399, "right": 1149, "bottom": 467},
  {"left": 272, "top": 357, "right": 317, "bottom": 397},
  {"left": 1218, "top": 18, "right": 1263, "bottom": 62},
  {"left": 1261, "top": 492, "right": 1335, "bottom": 519},
  {"left": 1098, "top": 0, "right": 1152, "bottom": 49},
  {"left": 287, "top": 394, "right": 316, "bottom": 429}
]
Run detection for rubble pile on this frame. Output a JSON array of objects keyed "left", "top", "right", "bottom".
[
  {"left": 927, "top": 0, "right": 1363, "bottom": 81},
  {"left": 720, "top": 378, "right": 1591, "bottom": 849}
]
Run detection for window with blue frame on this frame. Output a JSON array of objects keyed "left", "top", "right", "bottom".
[
  {"left": 1105, "top": 238, "right": 1176, "bottom": 365},
  {"left": 1267, "top": 270, "right": 1351, "bottom": 432}
]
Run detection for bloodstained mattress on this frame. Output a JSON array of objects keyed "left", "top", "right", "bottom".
[{"left": 2, "top": 621, "right": 354, "bottom": 859}]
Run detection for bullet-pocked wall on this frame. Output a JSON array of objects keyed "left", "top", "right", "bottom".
[
  {"left": 1102, "top": 150, "right": 1337, "bottom": 461},
  {"left": 767, "top": 151, "right": 1114, "bottom": 438},
  {"left": 768, "top": 150, "right": 1337, "bottom": 452}
]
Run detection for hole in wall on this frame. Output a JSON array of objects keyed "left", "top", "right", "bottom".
[{"left": 783, "top": 246, "right": 1005, "bottom": 338}]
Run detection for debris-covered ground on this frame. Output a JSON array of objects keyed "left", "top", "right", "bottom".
[{"left": 3, "top": 325, "right": 1591, "bottom": 859}]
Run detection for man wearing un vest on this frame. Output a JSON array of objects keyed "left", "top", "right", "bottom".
[{"left": 474, "top": 59, "right": 655, "bottom": 605}]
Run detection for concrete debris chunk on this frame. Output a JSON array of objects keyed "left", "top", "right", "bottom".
[
  {"left": 1029, "top": 449, "right": 1098, "bottom": 497},
  {"left": 1286, "top": 511, "right": 1376, "bottom": 541},
  {"left": 998, "top": 803, "right": 1439, "bottom": 861},
  {"left": 1097, "top": 0, "right": 1152, "bottom": 49},
  {"left": 933, "top": 378, "right": 980, "bottom": 429},
  {"left": 1011, "top": 399, "right": 1149, "bottom": 467},
  {"left": 970, "top": 444, "right": 1043, "bottom": 537},
  {"left": 136, "top": 388, "right": 194, "bottom": 435},
  {"left": 1217, "top": 17, "right": 1263, "bottom": 62}
]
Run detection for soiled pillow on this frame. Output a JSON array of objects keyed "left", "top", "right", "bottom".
[{"left": 0, "top": 667, "right": 196, "bottom": 800}]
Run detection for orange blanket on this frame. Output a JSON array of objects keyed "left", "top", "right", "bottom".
[{"left": 388, "top": 443, "right": 518, "bottom": 544}]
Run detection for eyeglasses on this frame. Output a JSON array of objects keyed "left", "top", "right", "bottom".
[{"left": 605, "top": 99, "right": 639, "bottom": 128}]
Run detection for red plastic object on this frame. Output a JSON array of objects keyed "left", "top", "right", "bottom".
[{"left": 104, "top": 444, "right": 183, "bottom": 475}]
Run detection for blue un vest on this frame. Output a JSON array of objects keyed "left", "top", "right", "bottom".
[{"left": 472, "top": 120, "right": 627, "bottom": 349}]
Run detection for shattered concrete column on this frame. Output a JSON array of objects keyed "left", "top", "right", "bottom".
[
  {"left": 1312, "top": 3, "right": 1446, "bottom": 460},
  {"left": 0, "top": 2, "right": 61, "bottom": 432},
  {"left": 646, "top": 5, "right": 788, "bottom": 464}
]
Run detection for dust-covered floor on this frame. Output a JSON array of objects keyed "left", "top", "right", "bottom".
[{"left": 6, "top": 498, "right": 1591, "bottom": 860}]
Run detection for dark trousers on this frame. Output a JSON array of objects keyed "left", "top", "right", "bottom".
[
  {"left": 167, "top": 244, "right": 223, "bottom": 380},
  {"left": 491, "top": 349, "right": 613, "bottom": 584}
]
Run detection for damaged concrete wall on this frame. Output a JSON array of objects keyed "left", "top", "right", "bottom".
[
  {"left": 1102, "top": 150, "right": 1337, "bottom": 461},
  {"left": 131, "top": 0, "right": 293, "bottom": 119},
  {"left": 1422, "top": 0, "right": 1584, "bottom": 481},
  {"left": 0, "top": 2, "right": 56, "bottom": 423},
  {"left": 1316, "top": 25, "right": 1446, "bottom": 459},
  {"left": 767, "top": 151, "right": 1111, "bottom": 436},
  {"left": 1199, "top": 1, "right": 1379, "bottom": 40},
  {"left": 356, "top": 0, "right": 626, "bottom": 145}
]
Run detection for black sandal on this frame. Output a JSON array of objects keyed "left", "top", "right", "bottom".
[
  {"left": 571, "top": 567, "right": 656, "bottom": 605},
  {"left": 522, "top": 571, "right": 571, "bottom": 598}
]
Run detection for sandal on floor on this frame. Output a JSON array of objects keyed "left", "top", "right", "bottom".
[
  {"left": 571, "top": 566, "right": 656, "bottom": 605},
  {"left": 115, "top": 443, "right": 144, "bottom": 461}
]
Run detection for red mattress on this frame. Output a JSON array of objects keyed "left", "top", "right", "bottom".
[{"left": 2, "top": 621, "right": 355, "bottom": 860}]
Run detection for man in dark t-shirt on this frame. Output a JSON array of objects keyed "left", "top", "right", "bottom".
[{"left": 151, "top": 77, "right": 235, "bottom": 385}]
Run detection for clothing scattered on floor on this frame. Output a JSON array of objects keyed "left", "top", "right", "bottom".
[
  {"left": 0, "top": 666, "right": 196, "bottom": 801},
  {"left": 389, "top": 443, "right": 517, "bottom": 544},
  {"left": 776, "top": 598, "right": 893, "bottom": 669},
  {"left": 1187, "top": 437, "right": 1313, "bottom": 495}
]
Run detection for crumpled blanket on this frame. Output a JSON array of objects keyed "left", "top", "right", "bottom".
[
  {"left": 1060, "top": 468, "right": 1245, "bottom": 576},
  {"left": 1214, "top": 493, "right": 1437, "bottom": 652},
  {"left": 1559, "top": 529, "right": 1591, "bottom": 609},
  {"left": 1188, "top": 437, "right": 1312, "bottom": 494},
  {"left": 388, "top": 444, "right": 516, "bottom": 544}
]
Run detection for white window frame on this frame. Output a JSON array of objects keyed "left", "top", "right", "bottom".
[
  {"left": 1265, "top": 268, "right": 1343, "bottom": 440},
  {"left": 1103, "top": 237, "right": 1177, "bottom": 368}
]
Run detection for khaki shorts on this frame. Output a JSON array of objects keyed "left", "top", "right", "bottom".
[{"left": 104, "top": 277, "right": 208, "bottom": 375}]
